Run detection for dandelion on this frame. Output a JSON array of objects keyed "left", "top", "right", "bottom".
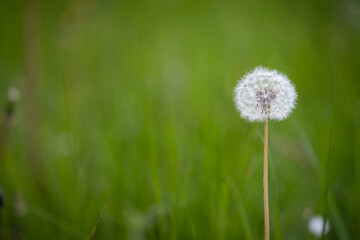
[
  {"left": 234, "top": 66, "right": 297, "bottom": 122},
  {"left": 234, "top": 66, "right": 297, "bottom": 240},
  {"left": 308, "top": 215, "right": 330, "bottom": 238}
]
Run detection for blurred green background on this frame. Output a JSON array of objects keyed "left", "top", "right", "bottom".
[{"left": 1, "top": 0, "right": 360, "bottom": 239}]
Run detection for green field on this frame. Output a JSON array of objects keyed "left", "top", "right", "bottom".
[{"left": 1, "top": 0, "right": 360, "bottom": 239}]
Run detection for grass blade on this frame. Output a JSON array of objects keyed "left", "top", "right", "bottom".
[{"left": 88, "top": 195, "right": 113, "bottom": 240}]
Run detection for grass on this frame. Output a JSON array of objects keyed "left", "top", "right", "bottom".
[
  {"left": 0, "top": 0, "right": 360, "bottom": 239},
  {"left": 88, "top": 195, "right": 113, "bottom": 240}
]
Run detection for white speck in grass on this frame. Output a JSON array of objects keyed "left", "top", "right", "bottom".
[
  {"left": 308, "top": 215, "right": 330, "bottom": 238},
  {"left": 234, "top": 66, "right": 297, "bottom": 122}
]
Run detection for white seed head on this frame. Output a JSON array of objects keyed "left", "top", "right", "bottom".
[
  {"left": 234, "top": 66, "right": 297, "bottom": 122},
  {"left": 308, "top": 215, "right": 330, "bottom": 238}
]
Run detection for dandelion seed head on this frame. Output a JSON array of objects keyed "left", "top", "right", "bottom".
[
  {"left": 234, "top": 66, "right": 297, "bottom": 122},
  {"left": 308, "top": 215, "right": 330, "bottom": 238}
]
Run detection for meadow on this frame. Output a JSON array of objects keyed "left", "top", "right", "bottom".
[{"left": 0, "top": 0, "right": 360, "bottom": 239}]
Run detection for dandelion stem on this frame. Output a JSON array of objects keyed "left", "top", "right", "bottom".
[{"left": 264, "top": 120, "right": 270, "bottom": 240}]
